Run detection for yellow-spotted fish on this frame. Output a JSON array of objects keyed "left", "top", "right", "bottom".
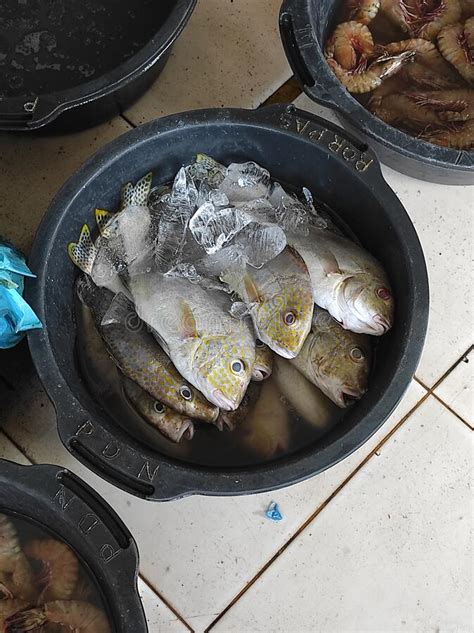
[
  {"left": 252, "top": 340, "right": 273, "bottom": 381},
  {"left": 76, "top": 275, "right": 219, "bottom": 423},
  {"left": 122, "top": 377, "right": 194, "bottom": 443},
  {"left": 222, "top": 247, "right": 314, "bottom": 359},
  {"left": 290, "top": 309, "right": 372, "bottom": 407},
  {"left": 127, "top": 271, "right": 256, "bottom": 411}
]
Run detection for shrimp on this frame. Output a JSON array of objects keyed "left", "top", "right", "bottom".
[
  {"left": 438, "top": 19, "right": 474, "bottom": 83},
  {"left": 370, "top": 92, "right": 447, "bottom": 129},
  {"left": 5, "top": 600, "right": 111, "bottom": 633},
  {"left": 344, "top": 0, "right": 381, "bottom": 24},
  {"left": 1, "top": 601, "right": 27, "bottom": 633},
  {"left": 377, "top": 38, "right": 464, "bottom": 86},
  {"left": 419, "top": 118, "right": 474, "bottom": 147},
  {"left": 23, "top": 539, "right": 79, "bottom": 602},
  {"left": 459, "top": 0, "right": 474, "bottom": 18},
  {"left": 408, "top": 89, "right": 474, "bottom": 119},
  {"left": 326, "top": 21, "right": 375, "bottom": 69},
  {"left": 0, "top": 516, "right": 35, "bottom": 603},
  {"left": 409, "top": 0, "right": 462, "bottom": 40},
  {"left": 379, "top": 0, "right": 413, "bottom": 31},
  {"left": 328, "top": 49, "right": 414, "bottom": 92}
]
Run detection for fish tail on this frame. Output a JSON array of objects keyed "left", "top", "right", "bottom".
[
  {"left": 133, "top": 172, "right": 153, "bottom": 205},
  {"left": 119, "top": 172, "right": 153, "bottom": 210},
  {"left": 67, "top": 224, "right": 96, "bottom": 274},
  {"left": 95, "top": 209, "right": 113, "bottom": 236}
]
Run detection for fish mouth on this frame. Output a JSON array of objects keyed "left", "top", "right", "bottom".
[
  {"left": 212, "top": 389, "right": 239, "bottom": 411},
  {"left": 372, "top": 314, "right": 391, "bottom": 335},
  {"left": 179, "top": 420, "right": 195, "bottom": 442},
  {"left": 270, "top": 343, "right": 297, "bottom": 359},
  {"left": 252, "top": 367, "right": 270, "bottom": 381},
  {"left": 337, "top": 386, "right": 364, "bottom": 408}
]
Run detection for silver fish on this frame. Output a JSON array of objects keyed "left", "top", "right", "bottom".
[{"left": 288, "top": 226, "right": 394, "bottom": 335}]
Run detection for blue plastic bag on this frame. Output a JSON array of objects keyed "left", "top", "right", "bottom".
[{"left": 0, "top": 240, "right": 42, "bottom": 349}]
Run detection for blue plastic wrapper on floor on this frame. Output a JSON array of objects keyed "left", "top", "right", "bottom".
[
  {"left": 0, "top": 240, "right": 42, "bottom": 349},
  {"left": 266, "top": 501, "right": 283, "bottom": 521}
]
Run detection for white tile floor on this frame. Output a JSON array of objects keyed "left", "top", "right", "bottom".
[{"left": 0, "top": 1, "right": 473, "bottom": 631}]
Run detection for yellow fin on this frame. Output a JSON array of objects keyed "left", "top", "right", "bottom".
[
  {"left": 244, "top": 273, "right": 262, "bottom": 304},
  {"left": 67, "top": 224, "right": 96, "bottom": 274},
  {"left": 134, "top": 172, "right": 153, "bottom": 206},
  {"left": 95, "top": 209, "right": 113, "bottom": 236},
  {"left": 179, "top": 300, "right": 199, "bottom": 339}
]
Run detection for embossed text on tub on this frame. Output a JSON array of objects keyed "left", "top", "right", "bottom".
[{"left": 138, "top": 460, "right": 160, "bottom": 482}]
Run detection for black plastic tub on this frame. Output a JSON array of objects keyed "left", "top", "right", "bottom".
[
  {"left": 0, "top": 0, "right": 196, "bottom": 132},
  {"left": 0, "top": 459, "right": 147, "bottom": 631},
  {"left": 279, "top": 0, "right": 474, "bottom": 185},
  {"left": 26, "top": 105, "right": 429, "bottom": 500}
]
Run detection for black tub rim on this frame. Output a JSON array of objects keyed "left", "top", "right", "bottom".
[
  {"left": 0, "top": 459, "right": 148, "bottom": 632},
  {"left": 279, "top": 0, "right": 474, "bottom": 184},
  {"left": 0, "top": 0, "right": 196, "bottom": 131},
  {"left": 26, "top": 104, "right": 429, "bottom": 500}
]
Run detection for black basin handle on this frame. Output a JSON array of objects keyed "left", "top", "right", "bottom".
[
  {"left": 279, "top": 9, "right": 315, "bottom": 89},
  {"left": 0, "top": 95, "right": 62, "bottom": 131},
  {"left": 253, "top": 104, "right": 380, "bottom": 177},
  {"left": 55, "top": 402, "right": 189, "bottom": 501}
]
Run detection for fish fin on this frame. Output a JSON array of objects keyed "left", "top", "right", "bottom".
[
  {"left": 95, "top": 209, "right": 113, "bottom": 236},
  {"left": 120, "top": 182, "right": 134, "bottom": 210},
  {"left": 243, "top": 273, "right": 262, "bottom": 304},
  {"left": 230, "top": 301, "right": 249, "bottom": 320},
  {"left": 67, "top": 224, "right": 96, "bottom": 274},
  {"left": 179, "top": 300, "right": 199, "bottom": 339},
  {"left": 320, "top": 249, "right": 341, "bottom": 276},
  {"left": 101, "top": 292, "right": 135, "bottom": 327},
  {"left": 133, "top": 172, "right": 153, "bottom": 206}
]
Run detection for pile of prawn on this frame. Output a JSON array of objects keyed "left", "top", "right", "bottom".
[
  {"left": 325, "top": 0, "right": 474, "bottom": 149},
  {"left": 0, "top": 514, "right": 110, "bottom": 633}
]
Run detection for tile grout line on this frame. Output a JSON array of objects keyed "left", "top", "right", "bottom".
[
  {"left": 258, "top": 76, "right": 302, "bottom": 108},
  {"left": 0, "top": 428, "right": 37, "bottom": 465},
  {"left": 139, "top": 572, "right": 195, "bottom": 633},
  {"left": 205, "top": 387, "right": 433, "bottom": 632},
  {"left": 120, "top": 113, "right": 137, "bottom": 129},
  {"left": 430, "top": 392, "right": 473, "bottom": 431}
]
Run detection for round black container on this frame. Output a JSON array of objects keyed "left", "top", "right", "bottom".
[
  {"left": 279, "top": 0, "right": 474, "bottom": 185},
  {"left": 26, "top": 105, "right": 429, "bottom": 500},
  {"left": 0, "top": 459, "right": 147, "bottom": 631},
  {"left": 0, "top": 0, "right": 196, "bottom": 132}
]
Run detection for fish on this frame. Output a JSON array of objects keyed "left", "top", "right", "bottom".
[
  {"left": 290, "top": 309, "right": 372, "bottom": 407},
  {"left": 127, "top": 272, "right": 256, "bottom": 411},
  {"left": 217, "top": 382, "right": 262, "bottom": 431},
  {"left": 252, "top": 340, "right": 273, "bottom": 381},
  {"left": 288, "top": 226, "right": 394, "bottom": 336},
  {"left": 76, "top": 275, "right": 219, "bottom": 423},
  {"left": 238, "top": 379, "right": 290, "bottom": 459},
  {"left": 222, "top": 247, "right": 314, "bottom": 359},
  {"left": 122, "top": 377, "right": 194, "bottom": 443},
  {"left": 273, "top": 356, "right": 340, "bottom": 429}
]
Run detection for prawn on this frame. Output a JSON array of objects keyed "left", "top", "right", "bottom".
[
  {"left": 6, "top": 600, "right": 111, "bottom": 633},
  {"left": 459, "top": 0, "right": 474, "bottom": 17},
  {"left": 343, "top": 0, "right": 381, "bottom": 24},
  {"left": 419, "top": 118, "right": 474, "bottom": 147},
  {"left": 326, "top": 21, "right": 375, "bottom": 69},
  {"left": 408, "top": 89, "right": 474, "bottom": 120},
  {"left": 328, "top": 49, "right": 414, "bottom": 92},
  {"left": 0, "top": 516, "right": 35, "bottom": 603},
  {"left": 379, "top": 0, "right": 413, "bottom": 31},
  {"left": 23, "top": 539, "right": 79, "bottom": 602},
  {"left": 0, "top": 601, "right": 27, "bottom": 633},
  {"left": 408, "top": 0, "right": 462, "bottom": 40},
  {"left": 377, "top": 38, "right": 464, "bottom": 86},
  {"left": 438, "top": 18, "right": 474, "bottom": 83},
  {"left": 369, "top": 92, "right": 447, "bottom": 129}
]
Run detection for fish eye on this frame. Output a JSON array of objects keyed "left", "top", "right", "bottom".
[
  {"left": 283, "top": 311, "right": 297, "bottom": 326},
  {"left": 350, "top": 347, "right": 365, "bottom": 362},
  {"left": 376, "top": 287, "right": 391, "bottom": 301},
  {"left": 256, "top": 339, "right": 265, "bottom": 348},
  {"left": 153, "top": 401, "right": 166, "bottom": 414},
  {"left": 231, "top": 359, "right": 245, "bottom": 375},
  {"left": 179, "top": 385, "right": 193, "bottom": 401}
]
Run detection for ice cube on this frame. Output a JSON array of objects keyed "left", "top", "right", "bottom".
[
  {"left": 235, "top": 222, "right": 287, "bottom": 268},
  {"left": 189, "top": 203, "right": 252, "bottom": 254},
  {"left": 219, "top": 162, "right": 271, "bottom": 203}
]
